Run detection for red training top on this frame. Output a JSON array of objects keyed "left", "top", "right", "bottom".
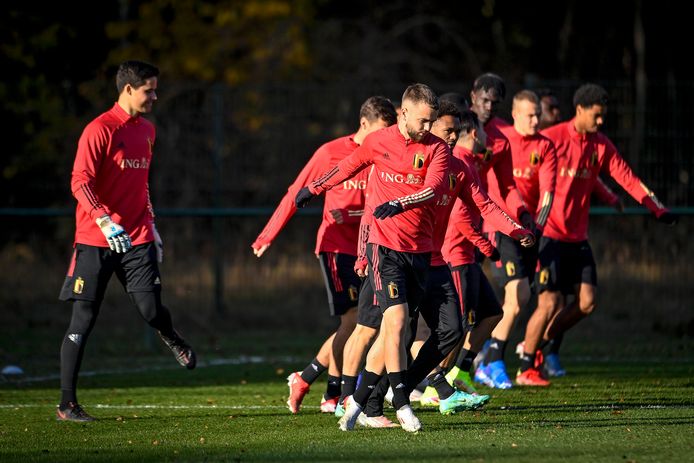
[
  {"left": 309, "top": 124, "right": 449, "bottom": 253},
  {"left": 71, "top": 103, "right": 155, "bottom": 247}
]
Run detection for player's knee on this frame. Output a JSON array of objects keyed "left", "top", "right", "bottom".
[
  {"left": 69, "top": 300, "right": 99, "bottom": 333},
  {"left": 579, "top": 300, "right": 596, "bottom": 315}
]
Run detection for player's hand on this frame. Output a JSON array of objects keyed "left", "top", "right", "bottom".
[
  {"left": 252, "top": 243, "right": 270, "bottom": 257},
  {"left": 96, "top": 215, "right": 132, "bottom": 253},
  {"left": 330, "top": 209, "right": 345, "bottom": 224},
  {"left": 295, "top": 187, "right": 315, "bottom": 208},
  {"left": 354, "top": 258, "right": 368, "bottom": 277},
  {"left": 519, "top": 232, "right": 535, "bottom": 248},
  {"left": 656, "top": 211, "right": 678, "bottom": 225},
  {"left": 152, "top": 223, "right": 163, "bottom": 263},
  {"left": 489, "top": 248, "right": 501, "bottom": 262},
  {"left": 373, "top": 200, "right": 404, "bottom": 219}
]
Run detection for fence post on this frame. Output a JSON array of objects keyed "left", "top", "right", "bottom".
[{"left": 212, "top": 83, "right": 226, "bottom": 316}]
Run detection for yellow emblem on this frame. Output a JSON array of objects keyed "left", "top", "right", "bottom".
[
  {"left": 505, "top": 261, "right": 516, "bottom": 277},
  {"left": 448, "top": 173, "right": 457, "bottom": 191},
  {"left": 413, "top": 153, "right": 425, "bottom": 169},
  {"left": 73, "top": 277, "right": 84, "bottom": 295},
  {"left": 388, "top": 282, "right": 399, "bottom": 299},
  {"left": 539, "top": 268, "right": 550, "bottom": 285},
  {"left": 530, "top": 151, "right": 540, "bottom": 166},
  {"left": 348, "top": 285, "right": 358, "bottom": 302},
  {"left": 591, "top": 151, "right": 598, "bottom": 166}
]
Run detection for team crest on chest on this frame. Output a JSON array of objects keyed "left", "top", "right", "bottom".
[
  {"left": 530, "top": 151, "right": 540, "bottom": 166},
  {"left": 413, "top": 153, "right": 425, "bottom": 169},
  {"left": 483, "top": 149, "right": 493, "bottom": 162},
  {"left": 590, "top": 151, "right": 598, "bottom": 166},
  {"left": 448, "top": 173, "right": 457, "bottom": 191}
]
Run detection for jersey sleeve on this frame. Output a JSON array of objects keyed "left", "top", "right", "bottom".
[
  {"left": 592, "top": 177, "right": 620, "bottom": 207},
  {"left": 535, "top": 141, "right": 557, "bottom": 231},
  {"left": 354, "top": 207, "right": 372, "bottom": 272},
  {"left": 602, "top": 139, "right": 669, "bottom": 217},
  {"left": 71, "top": 122, "right": 111, "bottom": 220},
  {"left": 252, "top": 147, "right": 329, "bottom": 248},
  {"left": 308, "top": 143, "right": 372, "bottom": 195},
  {"left": 491, "top": 141, "right": 529, "bottom": 219},
  {"left": 458, "top": 164, "right": 526, "bottom": 240},
  {"left": 452, "top": 201, "right": 496, "bottom": 257}
]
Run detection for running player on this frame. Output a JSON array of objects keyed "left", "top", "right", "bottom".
[
  {"left": 474, "top": 90, "right": 556, "bottom": 389},
  {"left": 516, "top": 83, "right": 677, "bottom": 386},
  {"left": 252, "top": 96, "right": 397, "bottom": 413},
  {"left": 296, "top": 83, "right": 448, "bottom": 432},
  {"left": 57, "top": 61, "right": 195, "bottom": 422}
]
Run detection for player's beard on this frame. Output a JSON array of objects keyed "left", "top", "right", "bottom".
[{"left": 406, "top": 125, "right": 426, "bottom": 142}]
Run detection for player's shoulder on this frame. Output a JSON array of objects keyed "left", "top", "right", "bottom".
[{"left": 540, "top": 121, "right": 570, "bottom": 142}]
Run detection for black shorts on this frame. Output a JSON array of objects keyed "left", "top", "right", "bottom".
[
  {"left": 318, "top": 252, "right": 361, "bottom": 316},
  {"left": 367, "top": 243, "right": 430, "bottom": 314},
  {"left": 59, "top": 243, "right": 161, "bottom": 302},
  {"left": 490, "top": 232, "right": 538, "bottom": 286},
  {"left": 417, "top": 265, "right": 463, "bottom": 334},
  {"left": 534, "top": 238, "right": 598, "bottom": 295},
  {"left": 356, "top": 276, "right": 382, "bottom": 329},
  {"left": 449, "top": 263, "right": 502, "bottom": 330}
]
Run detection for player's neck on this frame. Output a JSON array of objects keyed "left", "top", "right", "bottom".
[{"left": 116, "top": 99, "right": 141, "bottom": 118}]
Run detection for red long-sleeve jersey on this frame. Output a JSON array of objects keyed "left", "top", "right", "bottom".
[
  {"left": 494, "top": 125, "right": 557, "bottom": 231},
  {"left": 253, "top": 134, "right": 366, "bottom": 255},
  {"left": 542, "top": 119, "right": 670, "bottom": 242},
  {"left": 309, "top": 124, "right": 449, "bottom": 253},
  {"left": 71, "top": 103, "right": 155, "bottom": 247},
  {"left": 592, "top": 177, "right": 620, "bottom": 207},
  {"left": 441, "top": 151, "right": 528, "bottom": 267}
]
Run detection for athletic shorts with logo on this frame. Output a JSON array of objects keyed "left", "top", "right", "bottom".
[
  {"left": 449, "top": 263, "right": 502, "bottom": 331},
  {"left": 534, "top": 237, "right": 597, "bottom": 295},
  {"left": 416, "top": 265, "right": 463, "bottom": 338},
  {"left": 59, "top": 242, "right": 161, "bottom": 302},
  {"left": 356, "top": 276, "right": 382, "bottom": 329},
  {"left": 318, "top": 252, "right": 361, "bottom": 316},
  {"left": 490, "top": 232, "right": 538, "bottom": 286},
  {"left": 366, "top": 243, "right": 430, "bottom": 314}
]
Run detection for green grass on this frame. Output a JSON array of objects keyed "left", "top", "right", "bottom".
[{"left": 1, "top": 356, "right": 693, "bottom": 462}]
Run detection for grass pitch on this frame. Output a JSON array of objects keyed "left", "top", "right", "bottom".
[{"left": 1, "top": 353, "right": 692, "bottom": 462}]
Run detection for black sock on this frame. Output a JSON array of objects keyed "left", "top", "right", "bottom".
[
  {"left": 456, "top": 349, "right": 477, "bottom": 373},
  {"left": 365, "top": 376, "right": 389, "bottom": 417},
  {"left": 388, "top": 371, "right": 409, "bottom": 410},
  {"left": 60, "top": 300, "right": 99, "bottom": 408},
  {"left": 427, "top": 370, "right": 454, "bottom": 400},
  {"left": 548, "top": 334, "right": 563, "bottom": 354},
  {"left": 520, "top": 352, "right": 536, "bottom": 372},
  {"left": 485, "top": 338, "right": 508, "bottom": 364},
  {"left": 60, "top": 390, "right": 77, "bottom": 408},
  {"left": 325, "top": 375, "right": 341, "bottom": 399},
  {"left": 352, "top": 370, "right": 382, "bottom": 406},
  {"left": 300, "top": 358, "right": 327, "bottom": 384},
  {"left": 339, "top": 375, "right": 358, "bottom": 403}
]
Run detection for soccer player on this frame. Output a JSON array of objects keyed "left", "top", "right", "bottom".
[
  {"left": 57, "top": 61, "right": 196, "bottom": 422},
  {"left": 296, "top": 83, "right": 448, "bottom": 432},
  {"left": 252, "top": 96, "right": 397, "bottom": 413},
  {"left": 473, "top": 90, "right": 557, "bottom": 389},
  {"left": 406, "top": 104, "right": 534, "bottom": 413},
  {"left": 439, "top": 109, "right": 535, "bottom": 395},
  {"left": 516, "top": 83, "right": 677, "bottom": 386}
]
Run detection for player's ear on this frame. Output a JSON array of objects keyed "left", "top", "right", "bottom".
[{"left": 360, "top": 117, "right": 369, "bottom": 131}]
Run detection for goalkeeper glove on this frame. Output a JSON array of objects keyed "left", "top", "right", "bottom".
[{"left": 96, "top": 215, "right": 132, "bottom": 253}]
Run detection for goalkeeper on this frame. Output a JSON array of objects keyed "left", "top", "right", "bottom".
[{"left": 56, "top": 61, "right": 195, "bottom": 422}]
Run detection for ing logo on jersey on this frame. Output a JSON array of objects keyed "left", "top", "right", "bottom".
[
  {"left": 348, "top": 285, "right": 358, "bottom": 302},
  {"left": 73, "top": 277, "right": 84, "bottom": 295},
  {"left": 539, "top": 268, "right": 550, "bottom": 285},
  {"left": 387, "top": 281, "right": 399, "bottom": 299},
  {"left": 483, "top": 149, "right": 493, "bottom": 162},
  {"left": 413, "top": 153, "right": 425, "bottom": 169},
  {"left": 530, "top": 151, "right": 540, "bottom": 166},
  {"left": 590, "top": 151, "right": 598, "bottom": 166},
  {"left": 505, "top": 261, "right": 516, "bottom": 277},
  {"left": 448, "top": 173, "right": 457, "bottom": 191}
]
